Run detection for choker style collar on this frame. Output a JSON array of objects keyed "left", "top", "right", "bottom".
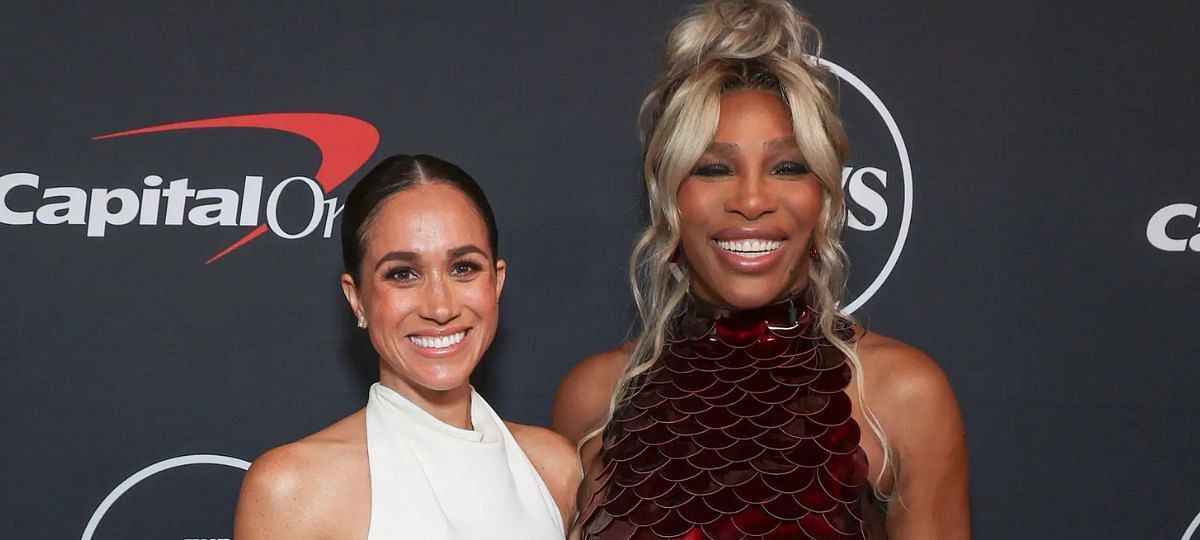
[{"left": 670, "top": 291, "right": 816, "bottom": 344}]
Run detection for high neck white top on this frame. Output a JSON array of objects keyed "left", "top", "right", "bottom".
[{"left": 365, "top": 383, "right": 563, "bottom": 540}]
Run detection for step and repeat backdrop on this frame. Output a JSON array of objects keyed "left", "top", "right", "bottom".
[{"left": 2, "top": 2, "right": 1197, "bottom": 539}]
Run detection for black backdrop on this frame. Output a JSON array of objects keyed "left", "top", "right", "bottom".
[{"left": 2, "top": 2, "right": 1198, "bottom": 539}]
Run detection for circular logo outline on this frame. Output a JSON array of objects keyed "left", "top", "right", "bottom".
[
  {"left": 81, "top": 453, "right": 250, "bottom": 540},
  {"left": 816, "top": 58, "right": 914, "bottom": 315},
  {"left": 1184, "top": 509, "right": 1200, "bottom": 540}
]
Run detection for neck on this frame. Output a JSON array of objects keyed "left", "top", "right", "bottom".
[
  {"left": 689, "top": 275, "right": 810, "bottom": 311},
  {"left": 688, "top": 287, "right": 808, "bottom": 316},
  {"left": 379, "top": 368, "right": 473, "bottom": 430}
]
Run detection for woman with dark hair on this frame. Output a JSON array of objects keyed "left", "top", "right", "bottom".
[
  {"left": 552, "top": 1, "right": 969, "bottom": 538},
  {"left": 234, "top": 154, "right": 578, "bottom": 539}
]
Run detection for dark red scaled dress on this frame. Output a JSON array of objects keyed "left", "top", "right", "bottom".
[{"left": 578, "top": 294, "right": 879, "bottom": 539}]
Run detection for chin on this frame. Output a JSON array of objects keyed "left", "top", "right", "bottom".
[
  {"left": 400, "top": 361, "right": 476, "bottom": 392},
  {"left": 423, "top": 380, "right": 470, "bottom": 392},
  {"left": 414, "top": 373, "right": 471, "bottom": 392},
  {"left": 434, "top": 363, "right": 478, "bottom": 385},
  {"left": 709, "top": 275, "right": 796, "bottom": 310}
]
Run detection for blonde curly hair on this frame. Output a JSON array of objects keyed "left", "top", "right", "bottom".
[{"left": 583, "top": 0, "right": 895, "bottom": 499}]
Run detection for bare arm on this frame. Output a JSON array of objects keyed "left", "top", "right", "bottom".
[
  {"left": 862, "top": 335, "right": 970, "bottom": 539},
  {"left": 507, "top": 423, "right": 583, "bottom": 532},
  {"left": 550, "top": 345, "right": 630, "bottom": 446},
  {"left": 233, "top": 446, "right": 324, "bottom": 540},
  {"left": 551, "top": 345, "right": 630, "bottom": 537},
  {"left": 233, "top": 414, "right": 367, "bottom": 540}
]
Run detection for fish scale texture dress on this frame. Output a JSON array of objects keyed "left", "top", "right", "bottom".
[{"left": 579, "top": 295, "right": 875, "bottom": 540}]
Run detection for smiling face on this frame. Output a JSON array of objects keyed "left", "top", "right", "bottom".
[
  {"left": 340, "top": 182, "right": 505, "bottom": 399},
  {"left": 676, "top": 91, "right": 823, "bottom": 309}
]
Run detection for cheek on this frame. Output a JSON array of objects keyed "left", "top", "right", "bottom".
[
  {"left": 459, "top": 278, "right": 501, "bottom": 356},
  {"left": 364, "top": 283, "right": 416, "bottom": 320},
  {"left": 461, "top": 277, "right": 500, "bottom": 320},
  {"left": 783, "top": 183, "right": 825, "bottom": 229},
  {"left": 676, "top": 180, "right": 716, "bottom": 237}
]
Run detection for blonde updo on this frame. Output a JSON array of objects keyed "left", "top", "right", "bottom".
[{"left": 589, "top": 0, "right": 894, "bottom": 499}]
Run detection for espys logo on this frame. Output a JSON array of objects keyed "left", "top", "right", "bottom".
[
  {"left": 819, "top": 59, "right": 913, "bottom": 314},
  {"left": 81, "top": 454, "right": 249, "bottom": 540},
  {"left": 1148, "top": 203, "right": 1200, "bottom": 252},
  {"left": 1184, "top": 509, "right": 1200, "bottom": 540},
  {"left": 0, "top": 113, "right": 379, "bottom": 263}
]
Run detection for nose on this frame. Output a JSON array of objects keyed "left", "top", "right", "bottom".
[
  {"left": 724, "top": 169, "right": 776, "bottom": 221},
  {"left": 417, "top": 272, "right": 459, "bottom": 325}
]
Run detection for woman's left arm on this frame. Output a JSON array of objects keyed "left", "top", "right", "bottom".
[
  {"left": 866, "top": 338, "right": 970, "bottom": 539},
  {"left": 507, "top": 422, "right": 583, "bottom": 534}
]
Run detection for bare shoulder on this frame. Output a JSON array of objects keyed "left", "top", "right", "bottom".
[
  {"left": 855, "top": 330, "right": 963, "bottom": 445},
  {"left": 854, "top": 331, "right": 970, "bottom": 534},
  {"left": 234, "top": 410, "right": 368, "bottom": 540},
  {"left": 856, "top": 331, "right": 954, "bottom": 401},
  {"left": 551, "top": 342, "right": 632, "bottom": 444},
  {"left": 506, "top": 422, "right": 582, "bottom": 526},
  {"left": 507, "top": 422, "right": 579, "bottom": 477}
]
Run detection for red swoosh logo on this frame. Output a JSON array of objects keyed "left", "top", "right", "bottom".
[{"left": 93, "top": 113, "right": 379, "bottom": 264}]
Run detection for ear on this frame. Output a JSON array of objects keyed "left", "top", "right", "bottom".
[
  {"left": 493, "top": 258, "right": 507, "bottom": 301},
  {"left": 340, "top": 273, "right": 364, "bottom": 320}
]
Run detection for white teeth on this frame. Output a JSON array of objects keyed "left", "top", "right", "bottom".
[
  {"left": 716, "top": 239, "right": 782, "bottom": 256},
  {"left": 408, "top": 331, "right": 466, "bottom": 349}
]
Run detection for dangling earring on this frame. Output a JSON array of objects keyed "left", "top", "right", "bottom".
[
  {"left": 809, "top": 245, "right": 821, "bottom": 262},
  {"left": 356, "top": 314, "right": 367, "bottom": 329},
  {"left": 668, "top": 246, "right": 685, "bottom": 281}
]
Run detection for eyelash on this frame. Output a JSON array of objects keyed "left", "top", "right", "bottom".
[
  {"left": 691, "top": 161, "right": 810, "bottom": 177},
  {"left": 384, "top": 267, "right": 419, "bottom": 282},
  {"left": 773, "top": 161, "right": 810, "bottom": 175},
  {"left": 450, "top": 261, "right": 483, "bottom": 276},
  {"left": 382, "top": 261, "right": 483, "bottom": 282},
  {"left": 693, "top": 163, "right": 733, "bottom": 177}
]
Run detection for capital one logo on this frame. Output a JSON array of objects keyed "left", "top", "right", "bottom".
[
  {"left": 819, "top": 59, "right": 914, "bottom": 314},
  {"left": 0, "top": 113, "right": 379, "bottom": 263},
  {"left": 1148, "top": 203, "right": 1200, "bottom": 252}
]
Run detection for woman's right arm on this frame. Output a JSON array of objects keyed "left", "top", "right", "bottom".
[
  {"left": 550, "top": 345, "right": 630, "bottom": 446},
  {"left": 551, "top": 346, "right": 629, "bottom": 538},
  {"left": 233, "top": 445, "right": 325, "bottom": 540}
]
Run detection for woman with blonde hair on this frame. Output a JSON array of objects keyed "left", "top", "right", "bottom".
[{"left": 553, "top": 1, "right": 969, "bottom": 538}]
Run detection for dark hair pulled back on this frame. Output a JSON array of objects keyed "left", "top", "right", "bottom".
[{"left": 340, "top": 154, "right": 499, "bottom": 282}]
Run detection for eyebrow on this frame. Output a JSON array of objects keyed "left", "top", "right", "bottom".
[
  {"left": 705, "top": 137, "right": 798, "bottom": 155},
  {"left": 374, "top": 251, "right": 418, "bottom": 269},
  {"left": 764, "top": 137, "right": 800, "bottom": 151},
  {"left": 373, "top": 245, "right": 489, "bottom": 270},
  {"left": 447, "top": 245, "right": 489, "bottom": 259},
  {"left": 707, "top": 141, "right": 740, "bottom": 156}
]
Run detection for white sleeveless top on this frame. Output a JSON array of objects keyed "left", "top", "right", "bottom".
[{"left": 365, "top": 383, "right": 564, "bottom": 540}]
